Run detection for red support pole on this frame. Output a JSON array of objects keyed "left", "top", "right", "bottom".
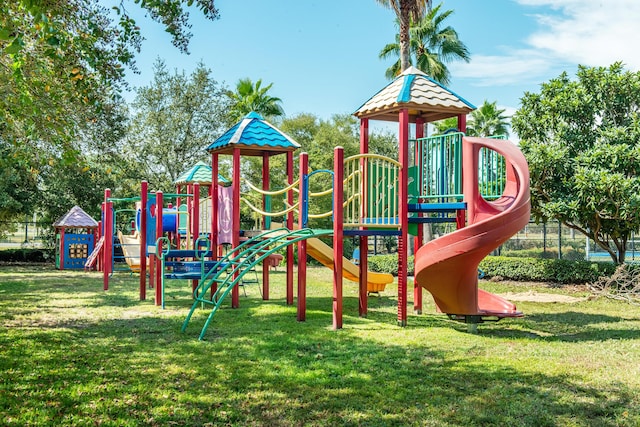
[
  {"left": 286, "top": 151, "right": 294, "bottom": 305},
  {"left": 140, "top": 181, "right": 148, "bottom": 300},
  {"left": 398, "top": 109, "right": 409, "bottom": 326},
  {"left": 262, "top": 152, "right": 270, "bottom": 300},
  {"left": 333, "top": 147, "right": 344, "bottom": 329},
  {"left": 97, "top": 220, "right": 103, "bottom": 272},
  {"left": 456, "top": 210, "right": 466, "bottom": 229},
  {"left": 297, "top": 152, "right": 308, "bottom": 321},
  {"left": 211, "top": 153, "right": 219, "bottom": 297},
  {"left": 103, "top": 189, "right": 112, "bottom": 291},
  {"left": 359, "top": 118, "right": 369, "bottom": 317},
  {"left": 457, "top": 113, "right": 467, "bottom": 230},
  {"left": 174, "top": 185, "right": 181, "bottom": 249},
  {"left": 192, "top": 182, "right": 200, "bottom": 293},
  {"left": 231, "top": 148, "right": 241, "bottom": 308},
  {"left": 59, "top": 228, "right": 65, "bottom": 270},
  {"left": 457, "top": 113, "right": 467, "bottom": 134},
  {"left": 155, "top": 191, "right": 163, "bottom": 306},
  {"left": 413, "top": 118, "right": 424, "bottom": 314},
  {"left": 186, "top": 184, "right": 193, "bottom": 247}
]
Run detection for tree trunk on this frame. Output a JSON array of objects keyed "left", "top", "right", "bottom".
[{"left": 399, "top": 4, "right": 411, "bottom": 72}]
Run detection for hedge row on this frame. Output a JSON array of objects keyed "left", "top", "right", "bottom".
[
  {"left": 0, "top": 249, "right": 54, "bottom": 263},
  {"left": 368, "top": 254, "right": 414, "bottom": 277},
  {"left": 367, "top": 254, "right": 617, "bottom": 284},
  {"left": 478, "top": 256, "right": 616, "bottom": 284}
]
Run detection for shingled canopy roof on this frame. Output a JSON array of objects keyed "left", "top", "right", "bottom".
[
  {"left": 207, "top": 112, "right": 300, "bottom": 156},
  {"left": 354, "top": 66, "right": 475, "bottom": 122},
  {"left": 174, "top": 161, "right": 230, "bottom": 186},
  {"left": 53, "top": 206, "right": 98, "bottom": 229}
]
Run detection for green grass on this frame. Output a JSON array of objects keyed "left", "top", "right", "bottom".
[{"left": 1, "top": 265, "right": 639, "bottom": 426}]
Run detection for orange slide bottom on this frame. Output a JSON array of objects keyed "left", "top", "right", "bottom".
[{"left": 305, "top": 237, "right": 394, "bottom": 293}]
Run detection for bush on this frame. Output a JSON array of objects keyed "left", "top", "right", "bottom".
[
  {"left": 501, "top": 246, "right": 586, "bottom": 261},
  {"left": 367, "top": 253, "right": 617, "bottom": 283},
  {"left": 479, "top": 256, "right": 616, "bottom": 284},
  {"left": 368, "top": 254, "right": 414, "bottom": 276},
  {"left": 0, "top": 248, "right": 54, "bottom": 263}
]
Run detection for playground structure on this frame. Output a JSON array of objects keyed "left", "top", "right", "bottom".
[
  {"left": 92, "top": 67, "right": 530, "bottom": 339},
  {"left": 89, "top": 158, "right": 287, "bottom": 306},
  {"left": 53, "top": 205, "right": 99, "bottom": 270},
  {"left": 177, "top": 68, "right": 530, "bottom": 339}
]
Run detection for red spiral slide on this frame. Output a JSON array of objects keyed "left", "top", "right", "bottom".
[{"left": 414, "top": 136, "right": 531, "bottom": 320}]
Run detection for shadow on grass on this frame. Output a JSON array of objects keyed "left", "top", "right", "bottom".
[
  {"left": 1, "top": 266, "right": 638, "bottom": 425},
  {"left": 1, "top": 310, "right": 636, "bottom": 426}
]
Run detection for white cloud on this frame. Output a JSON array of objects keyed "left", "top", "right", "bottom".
[
  {"left": 517, "top": 0, "right": 640, "bottom": 69},
  {"left": 457, "top": 0, "right": 640, "bottom": 87},
  {"left": 450, "top": 53, "right": 551, "bottom": 86}
]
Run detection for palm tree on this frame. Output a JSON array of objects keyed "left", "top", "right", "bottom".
[
  {"left": 467, "top": 100, "right": 509, "bottom": 137},
  {"left": 379, "top": 3, "right": 470, "bottom": 84},
  {"left": 432, "top": 117, "right": 460, "bottom": 134},
  {"left": 376, "top": 0, "right": 431, "bottom": 73},
  {"left": 227, "top": 78, "right": 284, "bottom": 122}
]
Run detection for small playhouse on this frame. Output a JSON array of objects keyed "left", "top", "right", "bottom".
[{"left": 53, "top": 205, "right": 99, "bottom": 270}]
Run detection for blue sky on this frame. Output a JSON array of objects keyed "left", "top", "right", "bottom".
[{"left": 124, "top": 0, "right": 640, "bottom": 131}]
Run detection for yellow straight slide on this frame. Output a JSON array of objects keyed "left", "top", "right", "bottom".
[
  {"left": 117, "top": 231, "right": 142, "bottom": 272},
  {"left": 305, "top": 237, "right": 393, "bottom": 293}
]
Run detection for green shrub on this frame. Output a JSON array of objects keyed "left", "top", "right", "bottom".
[
  {"left": 368, "top": 253, "right": 616, "bottom": 283},
  {"left": 0, "top": 248, "right": 54, "bottom": 263},
  {"left": 368, "top": 254, "right": 414, "bottom": 276},
  {"left": 479, "top": 256, "right": 616, "bottom": 284},
  {"left": 501, "top": 246, "right": 586, "bottom": 261}
]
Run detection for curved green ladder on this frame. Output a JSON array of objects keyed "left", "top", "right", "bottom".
[{"left": 181, "top": 227, "right": 332, "bottom": 340}]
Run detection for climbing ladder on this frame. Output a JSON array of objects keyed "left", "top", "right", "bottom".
[{"left": 182, "top": 227, "right": 332, "bottom": 340}]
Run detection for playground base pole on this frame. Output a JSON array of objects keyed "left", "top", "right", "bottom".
[
  {"left": 211, "top": 153, "right": 219, "bottom": 298},
  {"left": 103, "top": 189, "right": 113, "bottom": 291},
  {"left": 333, "top": 147, "right": 344, "bottom": 329},
  {"left": 413, "top": 118, "right": 425, "bottom": 315},
  {"left": 358, "top": 118, "right": 368, "bottom": 317},
  {"left": 397, "top": 109, "right": 409, "bottom": 327},
  {"left": 140, "top": 181, "right": 147, "bottom": 300},
  {"left": 286, "top": 151, "right": 294, "bottom": 305},
  {"left": 262, "top": 152, "right": 270, "bottom": 300},
  {"left": 297, "top": 153, "right": 308, "bottom": 322},
  {"left": 155, "top": 191, "right": 163, "bottom": 306},
  {"left": 231, "top": 148, "right": 241, "bottom": 309}
]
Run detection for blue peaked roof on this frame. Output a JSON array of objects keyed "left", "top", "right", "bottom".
[
  {"left": 354, "top": 66, "right": 476, "bottom": 122},
  {"left": 207, "top": 112, "right": 300, "bottom": 156},
  {"left": 174, "top": 161, "right": 229, "bottom": 185}
]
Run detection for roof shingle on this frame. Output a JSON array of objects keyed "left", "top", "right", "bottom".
[
  {"left": 53, "top": 206, "right": 98, "bottom": 228},
  {"left": 354, "top": 66, "right": 476, "bottom": 122},
  {"left": 207, "top": 112, "right": 300, "bottom": 156}
]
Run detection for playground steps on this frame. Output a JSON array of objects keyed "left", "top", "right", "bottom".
[
  {"left": 182, "top": 227, "right": 332, "bottom": 340},
  {"left": 408, "top": 202, "right": 466, "bottom": 224}
]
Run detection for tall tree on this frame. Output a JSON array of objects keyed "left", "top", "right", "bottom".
[
  {"left": 227, "top": 78, "right": 285, "bottom": 123},
  {"left": 467, "top": 100, "right": 509, "bottom": 137},
  {"left": 376, "top": 0, "right": 431, "bottom": 73},
  {"left": 0, "top": 0, "right": 220, "bottom": 221},
  {"left": 379, "top": 3, "right": 469, "bottom": 83},
  {"left": 0, "top": 0, "right": 220, "bottom": 155},
  {"left": 512, "top": 63, "right": 640, "bottom": 264},
  {"left": 432, "top": 117, "right": 461, "bottom": 134},
  {"left": 128, "top": 60, "right": 230, "bottom": 191}
]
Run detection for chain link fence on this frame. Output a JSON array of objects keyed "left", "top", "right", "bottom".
[
  {"left": 0, "top": 221, "right": 52, "bottom": 248},
  {"left": 2, "top": 218, "right": 638, "bottom": 263}
]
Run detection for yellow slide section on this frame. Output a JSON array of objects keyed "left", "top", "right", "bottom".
[
  {"left": 305, "top": 237, "right": 394, "bottom": 293},
  {"left": 117, "top": 231, "right": 142, "bottom": 272}
]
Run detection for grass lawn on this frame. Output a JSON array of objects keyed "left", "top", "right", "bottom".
[{"left": 1, "top": 264, "right": 639, "bottom": 426}]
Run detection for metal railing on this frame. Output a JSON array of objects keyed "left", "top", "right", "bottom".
[{"left": 342, "top": 154, "right": 401, "bottom": 228}]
